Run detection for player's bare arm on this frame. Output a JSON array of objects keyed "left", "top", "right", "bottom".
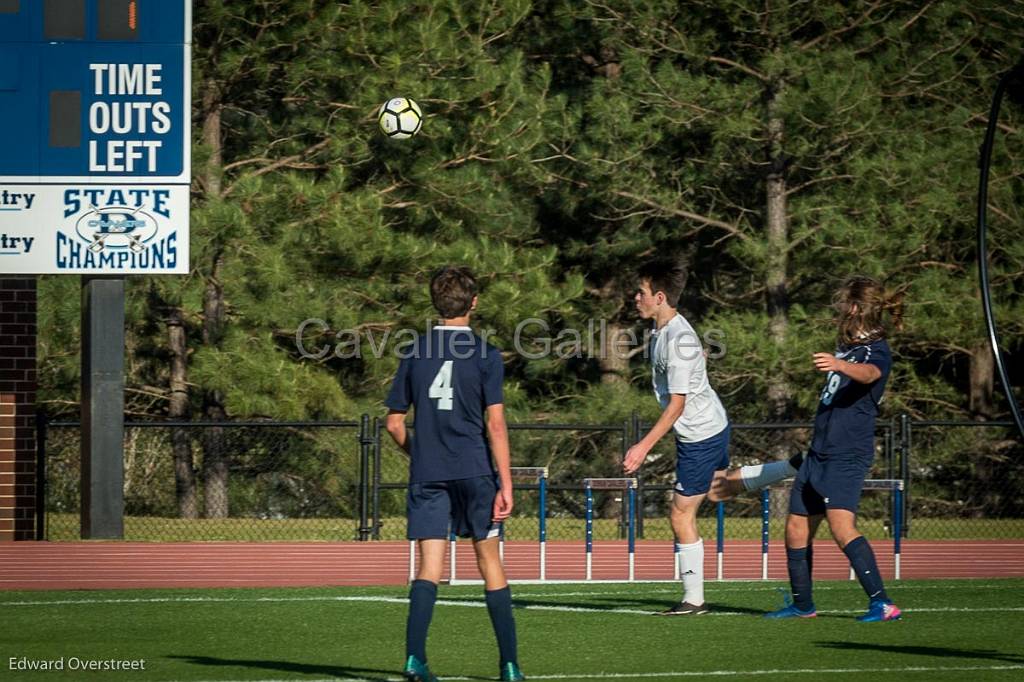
[
  {"left": 812, "top": 353, "right": 882, "bottom": 384},
  {"left": 486, "top": 403, "right": 514, "bottom": 522},
  {"left": 623, "top": 393, "right": 686, "bottom": 474},
  {"left": 385, "top": 409, "right": 411, "bottom": 454}
]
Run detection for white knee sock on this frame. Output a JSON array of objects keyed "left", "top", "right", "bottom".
[
  {"left": 678, "top": 539, "right": 704, "bottom": 605},
  {"left": 740, "top": 459, "right": 799, "bottom": 491}
]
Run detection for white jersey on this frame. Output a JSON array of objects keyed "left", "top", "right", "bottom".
[{"left": 650, "top": 313, "right": 729, "bottom": 442}]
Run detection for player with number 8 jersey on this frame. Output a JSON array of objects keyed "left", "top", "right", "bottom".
[{"left": 385, "top": 266, "right": 525, "bottom": 682}]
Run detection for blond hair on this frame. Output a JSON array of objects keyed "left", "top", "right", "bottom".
[{"left": 834, "top": 276, "right": 905, "bottom": 346}]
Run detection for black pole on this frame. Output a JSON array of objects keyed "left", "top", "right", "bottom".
[
  {"left": 357, "top": 414, "right": 371, "bottom": 541},
  {"left": 977, "top": 57, "right": 1024, "bottom": 442},
  {"left": 372, "top": 416, "right": 382, "bottom": 540}
]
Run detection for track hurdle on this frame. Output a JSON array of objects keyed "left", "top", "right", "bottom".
[
  {"left": 408, "top": 467, "right": 549, "bottom": 583},
  {"left": 761, "top": 489, "right": 770, "bottom": 580},
  {"left": 406, "top": 531, "right": 459, "bottom": 583},
  {"left": 676, "top": 501, "right": 726, "bottom": 580},
  {"left": 408, "top": 474, "right": 903, "bottom": 584},
  {"left": 716, "top": 500, "right": 725, "bottom": 580},
  {"left": 861, "top": 478, "right": 904, "bottom": 580},
  {"left": 449, "top": 529, "right": 457, "bottom": 581},
  {"left": 583, "top": 477, "right": 637, "bottom": 581},
  {"left": 758, "top": 478, "right": 905, "bottom": 582},
  {"left": 508, "top": 467, "right": 549, "bottom": 580}
]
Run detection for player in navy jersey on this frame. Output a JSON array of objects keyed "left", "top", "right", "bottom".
[
  {"left": 385, "top": 266, "right": 525, "bottom": 682},
  {"left": 766, "top": 276, "right": 905, "bottom": 622}
]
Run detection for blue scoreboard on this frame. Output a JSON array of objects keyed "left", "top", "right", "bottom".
[{"left": 0, "top": 0, "right": 190, "bottom": 274}]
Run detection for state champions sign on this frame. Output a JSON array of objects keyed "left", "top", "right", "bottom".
[{"left": 0, "top": 0, "right": 190, "bottom": 274}]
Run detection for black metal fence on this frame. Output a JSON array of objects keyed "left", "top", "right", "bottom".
[
  {"left": 39, "top": 414, "right": 1023, "bottom": 542},
  {"left": 42, "top": 418, "right": 361, "bottom": 541}
]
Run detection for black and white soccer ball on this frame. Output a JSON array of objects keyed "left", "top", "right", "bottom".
[{"left": 378, "top": 97, "right": 423, "bottom": 139}]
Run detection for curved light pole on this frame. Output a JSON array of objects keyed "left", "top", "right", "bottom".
[{"left": 976, "top": 58, "right": 1024, "bottom": 440}]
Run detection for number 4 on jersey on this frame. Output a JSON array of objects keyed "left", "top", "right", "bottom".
[{"left": 429, "top": 361, "right": 455, "bottom": 411}]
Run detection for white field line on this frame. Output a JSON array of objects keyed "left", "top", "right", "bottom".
[
  {"left": 2, "top": 578, "right": 1021, "bottom": 605},
  {"left": 459, "top": 581, "right": 1024, "bottom": 598},
  {"left": 173, "top": 665, "right": 1024, "bottom": 682},
  {"left": 3, "top": 594, "right": 1024, "bottom": 617}
]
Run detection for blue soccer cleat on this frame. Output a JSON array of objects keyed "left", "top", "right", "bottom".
[
  {"left": 764, "top": 590, "right": 817, "bottom": 619},
  {"left": 403, "top": 655, "right": 439, "bottom": 682},
  {"left": 764, "top": 603, "right": 817, "bottom": 619},
  {"left": 856, "top": 599, "right": 902, "bottom": 622},
  {"left": 500, "top": 661, "right": 526, "bottom": 681}
]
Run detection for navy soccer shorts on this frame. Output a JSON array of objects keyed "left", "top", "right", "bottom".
[
  {"left": 674, "top": 424, "right": 731, "bottom": 497},
  {"left": 789, "top": 449, "right": 874, "bottom": 516},
  {"left": 406, "top": 475, "right": 501, "bottom": 541}
]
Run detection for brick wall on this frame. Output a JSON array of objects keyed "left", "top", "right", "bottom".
[{"left": 0, "top": 277, "right": 37, "bottom": 541}]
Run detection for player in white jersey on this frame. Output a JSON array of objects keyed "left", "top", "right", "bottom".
[{"left": 623, "top": 259, "right": 799, "bottom": 614}]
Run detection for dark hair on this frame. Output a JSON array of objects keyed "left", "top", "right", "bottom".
[
  {"left": 637, "top": 258, "right": 688, "bottom": 308},
  {"left": 834, "top": 276, "right": 906, "bottom": 345},
  {"left": 430, "top": 266, "right": 478, "bottom": 319}
]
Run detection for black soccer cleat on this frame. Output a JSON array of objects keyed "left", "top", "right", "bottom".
[
  {"left": 655, "top": 600, "right": 709, "bottom": 616},
  {"left": 788, "top": 451, "right": 806, "bottom": 471}
]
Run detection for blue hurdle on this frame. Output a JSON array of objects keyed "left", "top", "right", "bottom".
[
  {"left": 583, "top": 477, "right": 638, "bottom": 581},
  {"left": 761, "top": 489, "right": 770, "bottom": 580},
  {"left": 406, "top": 530, "right": 462, "bottom": 583},
  {"left": 409, "top": 466, "right": 549, "bottom": 583},
  {"left": 508, "top": 467, "right": 549, "bottom": 580},
  {"left": 860, "top": 478, "right": 905, "bottom": 580},
  {"left": 758, "top": 478, "right": 905, "bottom": 582},
  {"left": 716, "top": 500, "right": 726, "bottom": 580},
  {"left": 408, "top": 474, "right": 904, "bottom": 584},
  {"left": 678, "top": 502, "right": 726, "bottom": 580}
]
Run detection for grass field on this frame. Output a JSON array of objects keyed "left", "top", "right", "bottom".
[
  {"left": 3, "top": 579, "right": 1023, "bottom": 681},
  {"left": 44, "top": 513, "right": 1024, "bottom": 542}
]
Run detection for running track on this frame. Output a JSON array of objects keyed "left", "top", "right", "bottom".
[{"left": 1, "top": 540, "right": 1023, "bottom": 590}]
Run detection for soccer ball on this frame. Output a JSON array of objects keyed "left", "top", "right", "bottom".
[{"left": 378, "top": 97, "right": 423, "bottom": 139}]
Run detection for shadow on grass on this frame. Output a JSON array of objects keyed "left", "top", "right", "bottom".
[
  {"left": 815, "top": 641, "right": 1024, "bottom": 664},
  {"left": 168, "top": 655, "right": 494, "bottom": 681},
  {"left": 510, "top": 596, "right": 768, "bottom": 616}
]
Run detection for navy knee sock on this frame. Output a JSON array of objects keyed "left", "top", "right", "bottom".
[
  {"left": 786, "top": 546, "right": 814, "bottom": 611},
  {"left": 806, "top": 542, "right": 814, "bottom": 576},
  {"left": 484, "top": 586, "right": 518, "bottom": 666},
  {"left": 406, "top": 579, "right": 438, "bottom": 662},
  {"left": 843, "top": 536, "right": 889, "bottom": 603}
]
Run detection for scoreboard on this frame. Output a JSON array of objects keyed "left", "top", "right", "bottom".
[{"left": 0, "top": 0, "right": 190, "bottom": 274}]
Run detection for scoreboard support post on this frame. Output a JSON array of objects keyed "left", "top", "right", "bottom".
[
  {"left": 1, "top": 1, "right": 192, "bottom": 539},
  {"left": 80, "top": 276, "right": 125, "bottom": 538}
]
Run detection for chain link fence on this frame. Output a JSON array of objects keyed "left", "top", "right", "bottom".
[
  {"left": 373, "top": 420, "right": 631, "bottom": 542},
  {"left": 902, "top": 419, "right": 1024, "bottom": 539},
  {"left": 43, "top": 419, "right": 361, "bottom": 541},
  {"left": 41, "top": 415, "right": 1023, "bottom": 542}
]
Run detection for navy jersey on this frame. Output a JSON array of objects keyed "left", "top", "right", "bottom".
[
  {"left": 385, "top": 326, "right": 503, "bottom": 484},
  {"left": 811, "top": 339, "right": 892, "bottom": 457}
]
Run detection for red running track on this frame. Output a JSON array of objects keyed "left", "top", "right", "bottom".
[{"left": 1, "top": 540, "right": 1022, "bottom": 590}]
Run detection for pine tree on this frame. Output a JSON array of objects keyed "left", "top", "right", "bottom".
[{"left": 34, "top": 1, "right": 1024, "bottom": 523}]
